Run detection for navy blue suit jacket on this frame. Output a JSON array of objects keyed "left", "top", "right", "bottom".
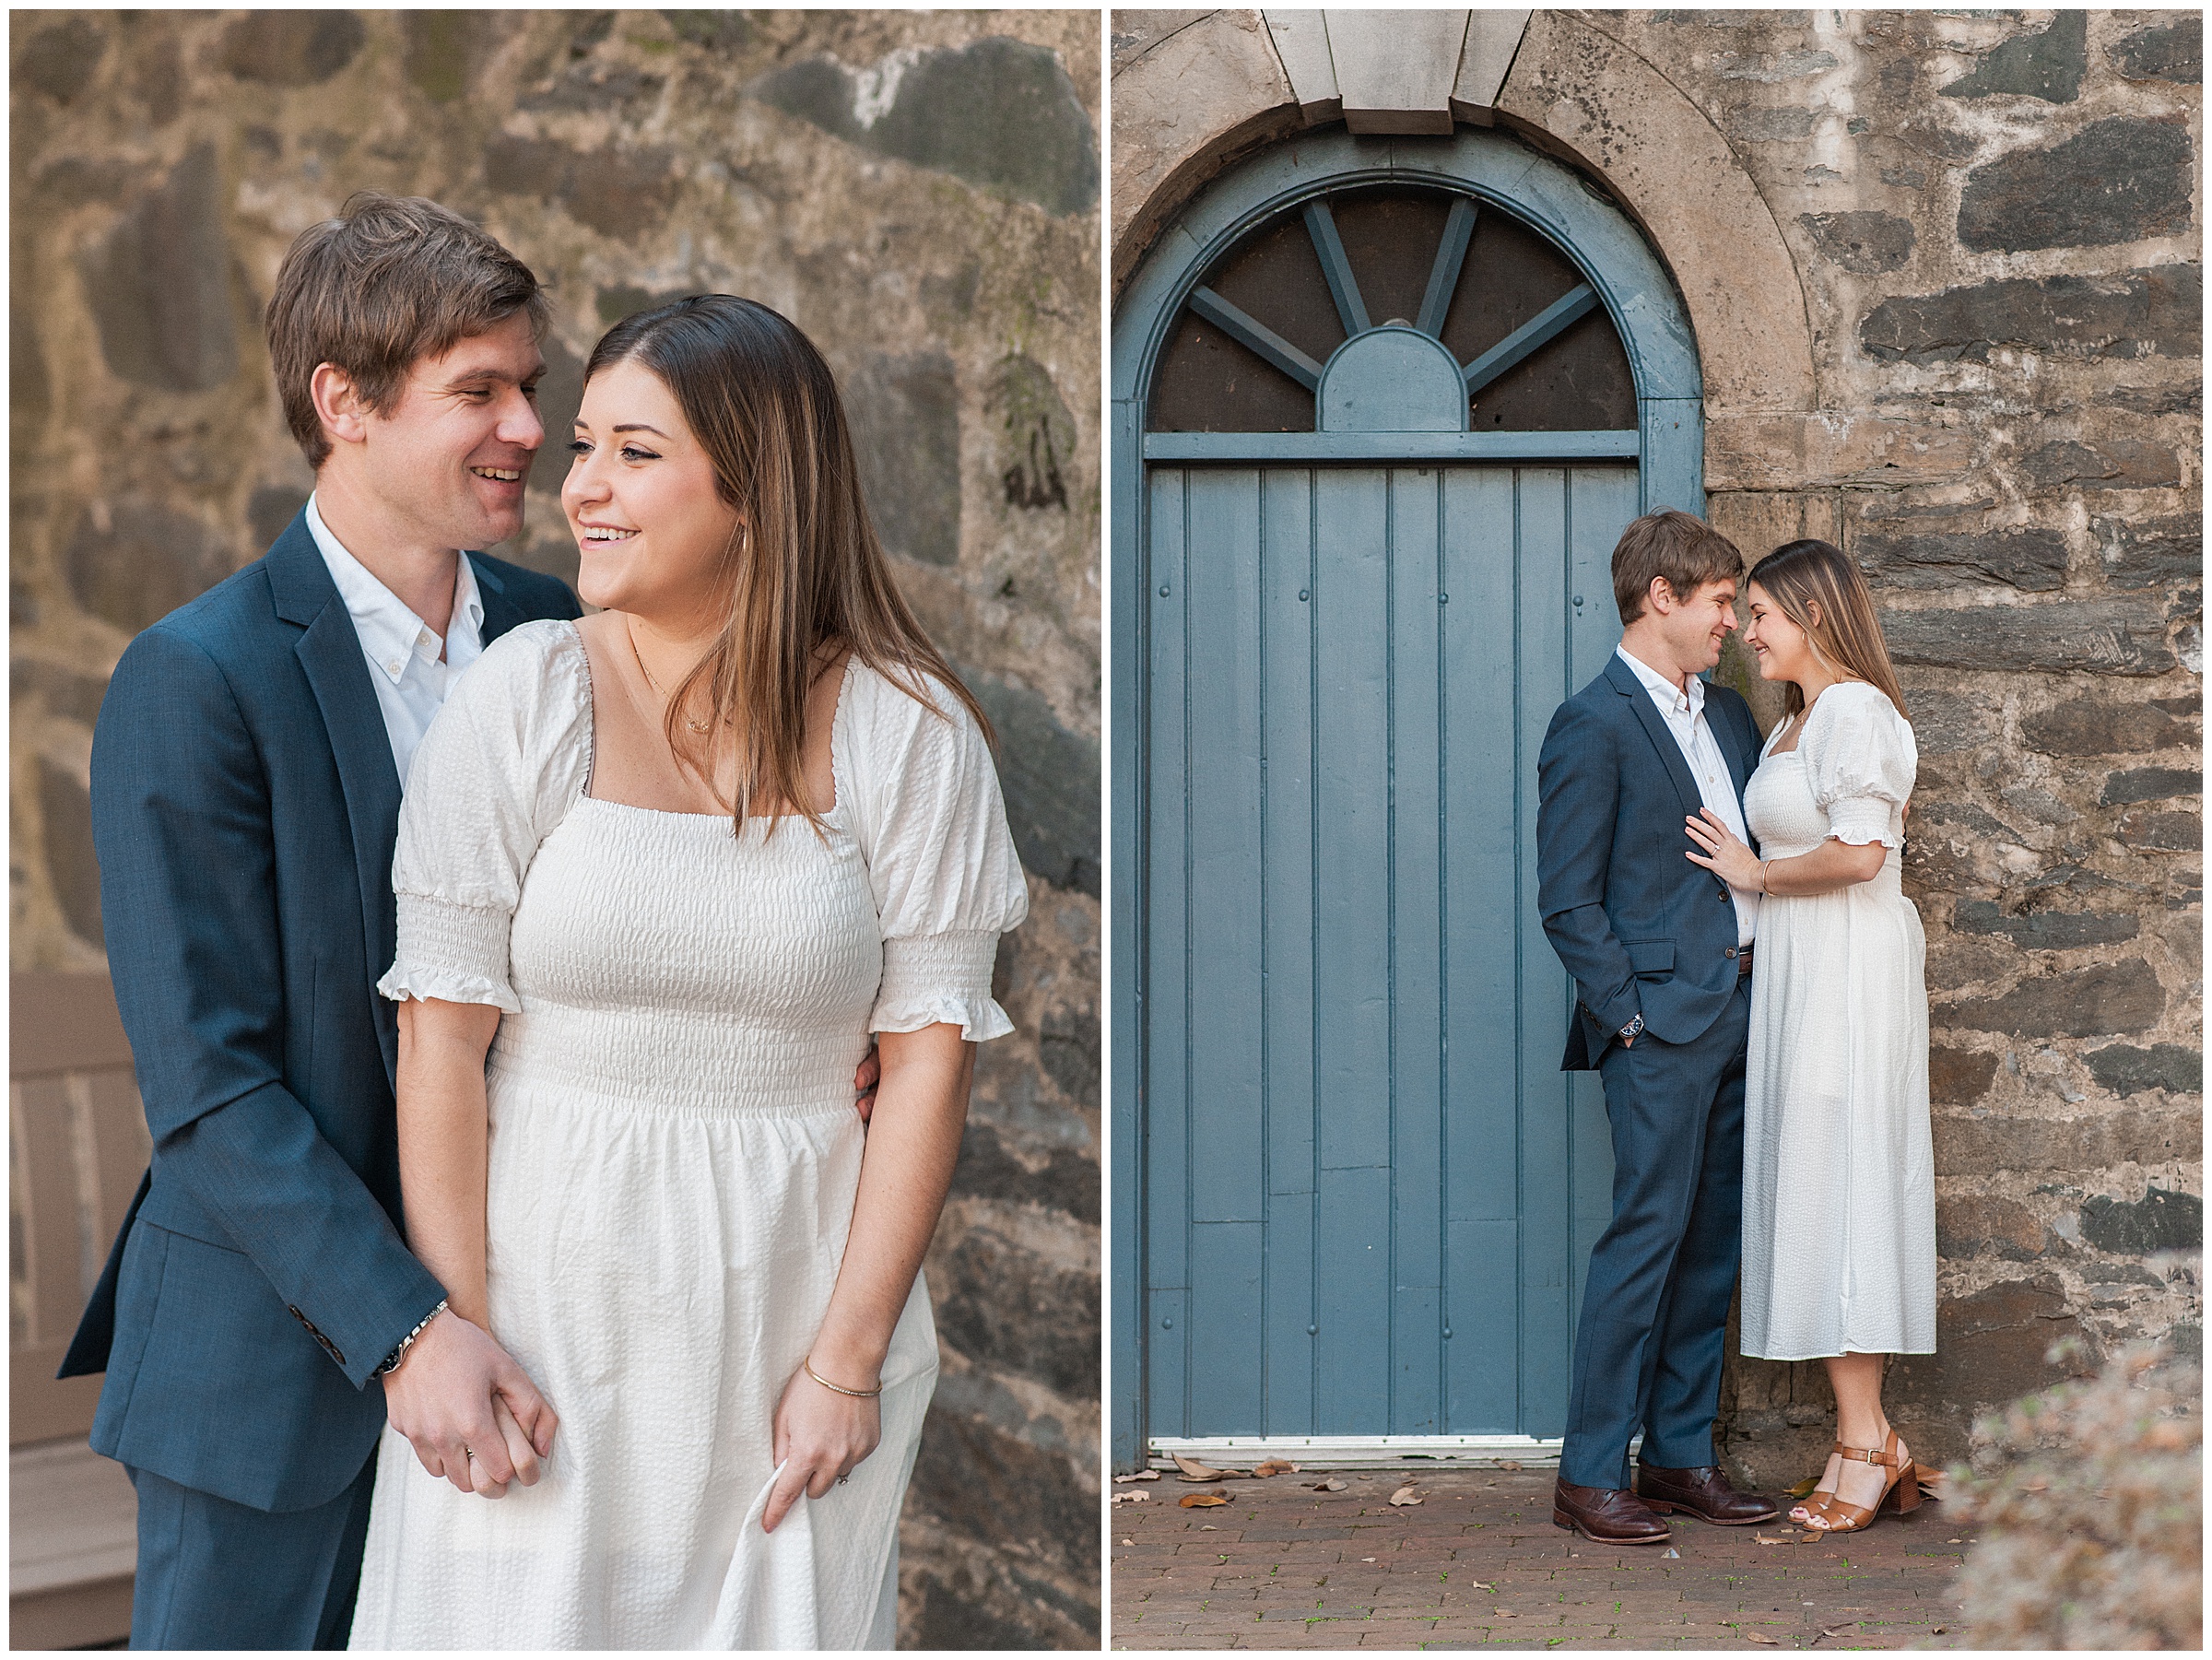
[
  {"left": 59, "top": 513, "right": 580, "bottom": 1513},
  {"left": 1536, "top": 652, "right": 1762, "bottom": 1071}
]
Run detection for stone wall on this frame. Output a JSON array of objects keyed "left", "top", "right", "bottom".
[
  {"left": 9, "top": 10, "right": 1100, "bottom": 1645},
  {"left": 1111, "top": 9, "right": 2201, "bottom": 1484}
]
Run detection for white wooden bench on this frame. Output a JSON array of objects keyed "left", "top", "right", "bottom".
[{"left": 11, "top": 971, "right": 147, "bottom": 1649}]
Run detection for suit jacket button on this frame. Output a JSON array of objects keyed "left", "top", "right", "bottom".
[{"left": 1724, "top": 946, "right": 1737, "bottom": 959}]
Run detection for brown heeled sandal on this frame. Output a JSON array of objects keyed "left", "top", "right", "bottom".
[{"left": 1802, "top": 1430, "right": 1918, "bottom": 1534}]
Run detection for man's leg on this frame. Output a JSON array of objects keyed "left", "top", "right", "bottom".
[
  {"left": 1559, "top": 1024, "right": 1732, "bottom": 1491},
  {"left": 1641, "top": 982, "right": 1752, "bottom": 1469},
  {"left": 127, "top": 1451, "right": 378, "bottom": 1651}
]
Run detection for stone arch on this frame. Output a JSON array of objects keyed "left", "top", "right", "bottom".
[{"left": 1111, "top": 9, "right": 1818, "bottom": 420}]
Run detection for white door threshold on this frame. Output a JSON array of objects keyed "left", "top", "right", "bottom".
[{"left": 1150, "top": 1434, "right": 1567, "bottom": 1470}]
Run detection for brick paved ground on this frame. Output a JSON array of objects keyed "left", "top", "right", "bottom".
[{"left": 1111, "top": 1467, "right": 1972, "bottom": 1650}]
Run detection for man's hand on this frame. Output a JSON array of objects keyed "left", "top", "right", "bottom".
[
  {"left": 381, "top": 1308, "right": 558, "bottom": 1498},
  {"left": 853, "top": 1042, "right": 881, "bottom": 1124}
]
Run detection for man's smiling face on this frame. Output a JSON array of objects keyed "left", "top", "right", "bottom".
[{"left": 355, "top": 309, "right": 545, "bottom": 553}]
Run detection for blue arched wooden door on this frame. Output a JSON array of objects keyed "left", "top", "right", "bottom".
[{"left": 1112, "top": 129, "right": 1706, "bottom": 1466}]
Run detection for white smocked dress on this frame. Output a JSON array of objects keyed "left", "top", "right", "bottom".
[
  {"left": 1737, "top": 681, "right": 1935, "bottom": 1361},
  {"left": 347, "top": 621, "right": 1028, "bottom": 1651}
]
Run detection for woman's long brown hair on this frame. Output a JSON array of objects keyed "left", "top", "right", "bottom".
[
  {"left": 1748, "top": 538, "right": 1909, "bottom": 722},
  {"left": 583, "top": 296, "right": 992, "bottom": 834}
]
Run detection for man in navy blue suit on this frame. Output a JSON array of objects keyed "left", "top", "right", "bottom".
[
  {"left": 1535, "top": 510, "right": 1781, "bottom": 1546},
  {"left": 60, "top": 194, "right": 587, "bottom": 1648}
]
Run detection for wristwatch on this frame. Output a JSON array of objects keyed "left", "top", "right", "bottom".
[
  {"left": 374, "top": 1299, "right": 449, "bottom": 1377},
  {"left": 1617, "top": 1013, "right": 1644, "bottom": 1043}
]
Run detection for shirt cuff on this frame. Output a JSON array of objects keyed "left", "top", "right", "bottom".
[{"left": 379, "top": 895, "right": 521, "bottom": 1013}]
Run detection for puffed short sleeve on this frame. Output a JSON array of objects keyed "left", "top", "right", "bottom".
[
  {"left": 1803, "top": 681, "right": 1917, "bottom": 848},
  {"left": 377, "top": 621, "right": 593, "bottom": 1012},
  {"left": 840, "top": 662, "right": 1030, "bottom": 1042}
]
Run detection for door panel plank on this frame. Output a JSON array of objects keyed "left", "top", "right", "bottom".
[
  {"left": 1188, "top": 1221, "right": 1265, "bottom": 1432},
  {"left": 1184, "top": 471, "right": 1267, "bottom": 1228},
  {"left": 1145, "top": 468, "right": 1193, "bottom": 1331},
  {"left": 1259, "top": 469, "right": 1319, "bottom": 1436}
]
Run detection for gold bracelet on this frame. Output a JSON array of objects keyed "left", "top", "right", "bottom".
[
  {"left": 1759, "top": 859, "right": 1772, "bottom": 895},
  {"left": 804, "top": 1357, "right": 883, "bottom": 1398}
]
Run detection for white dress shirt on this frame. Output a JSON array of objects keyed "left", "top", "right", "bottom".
[
  {"left": 305, "top": 494, "right": 486, "bottom": 788},
  {"left": 1616, "top": 644, "right": 1759, "bottom": 946}
]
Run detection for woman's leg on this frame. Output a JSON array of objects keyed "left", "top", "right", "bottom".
[{"left": 1806, "top": 1352, "right": 1904, "bottom": 1526}]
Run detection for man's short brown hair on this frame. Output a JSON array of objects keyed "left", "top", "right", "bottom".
[
  {"left": 266, "top": 192, "right": 548, "bottom": 467},
  {"left": 1610, "top": 509, "right": 1745, "bottom": 625}
]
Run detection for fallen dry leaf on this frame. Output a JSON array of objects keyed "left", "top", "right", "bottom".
[
  {"left": 1754, "top": 1534, "right": 1794, "bottom": 1546},
  {"left": 1198, "top": 1524, "right": 1218, "bottom": 1531},
  {"left": 1173, "top": 1453, "right": 1248, "bottom": 1482},
  {"left": 1110, "top": 1491, "right": 1147, "bottom": 1504},
  {"left": 1472, "top": 1582, "right": 1494, "bottom": 1593},
  {"left": 1497, "top": 1459, "right": 1523, "bottom": 1471},
  {"left": 1304, "top": 1478, "right": 1348, "bottom": 1491},
  {"left": 1112, "top": 1470, "right": 1160, "bottom": 1484},
  {"left": 1387, "top": 1485, "right": 1422, "bottom": 1506},
  {"left": 1118, "top": 1536, "right": 1133, "bottom": 1546},
  {"left": 1179, "top": 1491, "right": 1229, "bottom": 1509},
  {"left": 1744, "top": 1633, "right": 1781, "bottom": 1646},
  {"left": 1783, "top": 1473, "right": 1821, "bottom": 1500},
  {"left": 1253, "top": 1458, "right": 1298, "bottom": 1478},
  {"left": 1820, "top": 1623, "right": 1858, "bottom": 1639},
  {"left": 1493, "top": 1608, "right": 1517, "bottom": 1619}
]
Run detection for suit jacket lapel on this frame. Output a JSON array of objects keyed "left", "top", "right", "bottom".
[
  {"left": 267, "top": 518, "right": 404, "bottom": 1088},
  {"left": 1606, "top": 652, "right": 1702, "bottom": 817},
  {"left": 468, "top": 552, "right": 527, "bottom": 646},
  {"left": 1719, "top": 696, "right": 1755, "bottom": 802}
]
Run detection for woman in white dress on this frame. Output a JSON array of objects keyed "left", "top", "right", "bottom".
[
  {"left": 1683, "top": 538, "right": 1933, "bottom": 1537},
  {"left": 348, "top": 295, "right": 1028, "bottom": 1647}
]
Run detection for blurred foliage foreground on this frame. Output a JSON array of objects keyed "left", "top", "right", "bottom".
[{"left": 1948, "top": 1255, "right": 2202, "bottom": 1650}]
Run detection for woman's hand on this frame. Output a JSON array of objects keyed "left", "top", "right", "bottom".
[
  {"left": 1684, "top": 807, "right": 1763, "bottom": 890},
  {"left": 761, "top": 1361, "right": 883, "bottom": 1533}
]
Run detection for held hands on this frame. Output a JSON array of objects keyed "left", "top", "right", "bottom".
[
  {"left": 381, "top": 1308, "right": 559, "bottom": 1499},
  {"left": 1683, "top": 807, "right": 1763, "bottom": 891},
  {"left": 853, "top": 1042, "right": 881, "bottom": 1124},
  {"left": 761, "top": 1357, "right": 883, "bottom": 1533}
]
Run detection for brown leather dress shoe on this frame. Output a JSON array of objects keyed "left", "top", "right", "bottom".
[
  {"left": 1634, "top": 1461, "right": 1780, "bottom": 1525},
  {"left": 1551, "top": 1478, "right": 1673, "bottom": 1545}
]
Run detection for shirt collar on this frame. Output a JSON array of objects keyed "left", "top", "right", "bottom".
[
  {"left": 1616, "top": 642, "right": 1704, "bottom": 718},
  {"left": 305, "top": 493, "right": 482, "bottom": 684}
]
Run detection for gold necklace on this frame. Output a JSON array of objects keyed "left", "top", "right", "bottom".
[{"left": 625, "top": 618, "right": 709, "bottom": 734}]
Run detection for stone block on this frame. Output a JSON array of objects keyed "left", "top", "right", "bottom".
[
  {"left": 12, "top": 15, "right": 106, "bottom": 104},
  {"left": 1858, "top": 265, "right": 2201, "bottom": 365},
  {"left": 950, "top": 1119, "right": 1099, "bottom": 1226},
  {"left": 2020, "top": 438, "right": 2181, "bottom": 489},
  {"left": 11, "top": 659, "right": 111, "bottom": 728},
  {"left": 2116, "top": 807, "right": 2201, "bottom": 851},
  {"left": 1878, "top": 599, "right": 2176, "bottom": 676},
  {"left": 36, "top": 756, "right": 102, "bottom": 951},
  {"left": 1704, "top": 413, "right": 1974, "bottom": 489},
  {"left": 2080, "top": 1187, "right": 2202, "bottom": 1254},
  {"left": 1950, "top": 900, "right": 2139, "bottom": 950},
  {"left": 63, "top": 497, "right": 233, "bottom": 636},
  {"left": 1935, "top": 1104, "right": 2201, "bottom": 1177},
  {"left": 2108, "top": 18, "right": 2202, "bottom": 85},
  {"left": 1730, "top": 105, "right": 1817, "bottom": 142},
  {"left": 218, "top": 10, "right": 364, "bottom": 87},
  {"left": 1942, "top": 959, "right": 2165, "bottom": 1039},
  {"left": 1939, "top": 10, "right": 2086, "bottom": 102},
  {"left": 993, "top": 354, "right": 1076, "bottom": 513},
  {"left": 933, "top": 1224, "right": 1100, "bottom": 1396},
  {"left": 246, "top": 485, "right": 310, "bottom": 553},
  {"left": 483, "top": 135, "right": 677, "bottom": 241},
  {"left": 965, "top": 670, "right": 1100, "bottom": 896},
  {"left": 1958, "top": 118, "right": 2194, "bottom": 253},
  {"left": 2084, "top": 1043, "right": 2201, "bottom": 1099},
  {"left": 1797, "top": 209, "right": 1915, "bottom": 274},
  {"left": 1899, "top": 686, "right": 1992, "bottom": 755},
  {"left": 2100, "top": 767, "right": 2200, "bottom": 806},
  {"left": 910, "top": 1401, "right": 1100, "bottom": 1580},
  {"left": 79, "top": 144, "right": 240, "bottom": 394},
  {"left": 753, "top": 38, "right": 1099, "bottom": 218},
  {"left": 1928, "top": 1044, "right": 1998, "bottom": 1107},
  {"left": 1853, "top": 528, "right": 2066, "bottom": 594},
  {"left": 1886, "top": 1277, "right": 2096, "bottom": 1467},
  {"left": 662, "top": 12, "right": 748, "bottom": 52},
  {"left": 2092, "top": 512, "right": 2201, "bottom": 592},
  {"left": 1936, "top": 1195, "right": 2045, "bottom": 1261},
  {"left": 846, "top": 350, "right": 962, "bottom": 570},
  {"left": 2021, "top": 693, "right": 2195, "bottom": 757}
]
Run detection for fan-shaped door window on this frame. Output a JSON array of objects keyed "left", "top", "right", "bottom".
[{"left": 1148, "top": 185, "right": 1636, "bottom": 438}]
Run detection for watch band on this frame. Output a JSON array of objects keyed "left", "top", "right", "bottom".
[
  {"left": 374, "top": 1299, "right": 449, "bottom": 1377},
  {"left": 1618, "top": 1013, "right": 1644, "bottom": 1042}
]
